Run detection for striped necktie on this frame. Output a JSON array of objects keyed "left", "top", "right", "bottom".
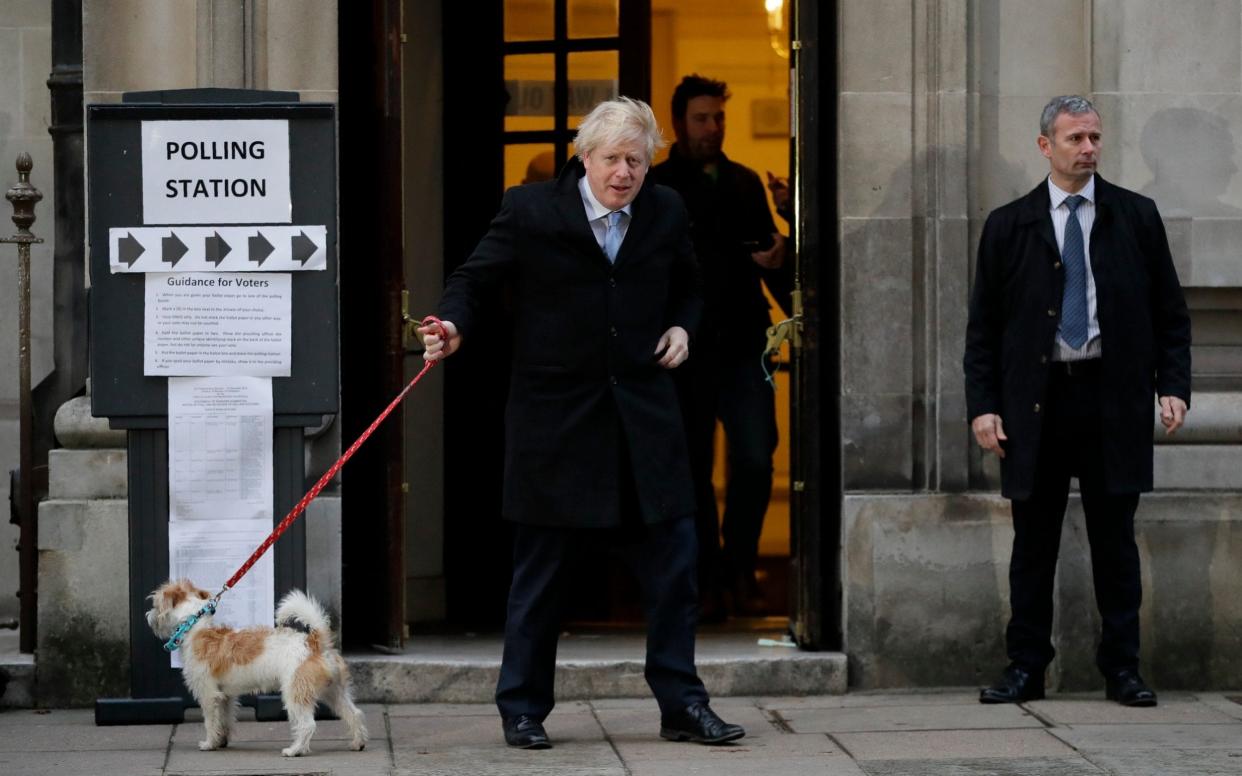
[{"left": 1059, "top": 194, "right": 1089, "bottom": 349}]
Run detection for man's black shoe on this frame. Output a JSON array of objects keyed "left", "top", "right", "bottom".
[
  {"left": 659, "top": 702, "right": 745, "bottom": 744},
  {"left": 1105, "top": 669, "right": 1158, "bottom": 707},
  {"left": 502, "top": 714, "right": 552, "bottom": 749},
  {"left": 979, "top": 664, "right": 1045, "bottom": 704}
]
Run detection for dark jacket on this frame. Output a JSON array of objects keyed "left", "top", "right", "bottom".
[
  {"left": 651, "top": 146, "right": 789, "bottom": 351},
  {"left": 437, "top": 161, "right": 702, "bottom": 527},
  {"left": 964, "top": 175, "right": 1191, "bottom": 499}
]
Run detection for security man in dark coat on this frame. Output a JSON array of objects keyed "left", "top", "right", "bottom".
[
  {"left": 965, "top": 95, "right": 1191, "bottom": 708},
  {"left": 420, "top": 97, "right": 745, "bottom": 750}
]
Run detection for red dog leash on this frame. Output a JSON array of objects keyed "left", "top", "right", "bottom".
[
  {"left": 225, "top": 314, "right": 448, "bottom": 590},
  {"left": 165, "top": 316, "right": 448, "bottom": 652}
]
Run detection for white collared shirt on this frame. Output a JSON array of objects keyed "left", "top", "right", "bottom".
[
  {"left": 1048, "top": 175, "right": 1102, "bottom": 361},
  {"left": 578, "top": 174, "right": 632, "bottom": 254}
]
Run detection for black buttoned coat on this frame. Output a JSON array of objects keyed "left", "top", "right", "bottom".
[
  {"left": 964, "top": 175, "right": 1192, "bottom": 499},
  {"left": 437, "top": 161, "right": 702, "bottom": 527}
]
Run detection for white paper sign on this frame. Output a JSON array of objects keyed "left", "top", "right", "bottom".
[
  {"left": 168, "top": 376, "right": 274, "bottom": 522},
  {"left": 144, "top": 272, "right": 292, "bottom": 376},
  {"left": 142, "top": 120, "right": 292, "bottom": 225},
  {"left": 168, "top": 519, "right": 275, "bottom": 668}
]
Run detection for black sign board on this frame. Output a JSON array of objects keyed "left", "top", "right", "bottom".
[{"left": 87, "top": 92, "right": 338, "bottom": 425}]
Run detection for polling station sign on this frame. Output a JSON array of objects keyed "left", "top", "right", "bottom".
[{"left": 141, "top": 119, "right": 292, "bottom": 225}]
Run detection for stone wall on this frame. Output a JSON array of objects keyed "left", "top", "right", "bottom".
[
  {"left": 839, "top": 0, "right": 971, "bottom": 492},
  {"left": 840, "top": 0, "right": 1242, "bottom": 688},
  {"left": 83, "top": 0, "right": 338, "bottom": 103},
  {"left": 845, "top": 493, "right": 1242, "bottom": 691},
  {"left": 37, "top": 427, "right": 130, "bottom": 707}
]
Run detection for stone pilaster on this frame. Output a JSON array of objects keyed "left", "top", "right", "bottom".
[{"left": 838, "top": 0, "right": 972, "bottom": 491}]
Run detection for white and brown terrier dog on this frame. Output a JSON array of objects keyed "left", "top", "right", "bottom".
[{"left": 146, "top": 579, "right": 368, "bottom": 757}]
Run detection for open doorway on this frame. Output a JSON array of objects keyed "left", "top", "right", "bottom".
[
  {"left": 647, "top": 0, "right": 796, "bottom": 627},
  {"left": 439, "top": 0, "right": 796, "bottom": 632}
]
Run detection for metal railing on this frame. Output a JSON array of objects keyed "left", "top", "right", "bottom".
[{"left": 4, "top": 153, "right": 43, "bottom": 653}]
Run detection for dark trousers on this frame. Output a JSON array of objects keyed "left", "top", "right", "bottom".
[
  {"left": 680, "top": 349, "right": 778, "bottom": 589},
  {"left": 494, "top": 516, "right": 709, "bottom": 721},
  {"left": 1006, "top": 361, "right": 1143, "bottom": 676}
]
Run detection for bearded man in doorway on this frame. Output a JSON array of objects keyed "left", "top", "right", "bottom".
[
  {"left": 652, "top": 74, "right": 791, "bottom": 621},
  {"left": 419, "top": 97, "right": 745, "bottom": 750},
  {"left": 965, "top": 95, "right": 1191, "bottom": 708}
]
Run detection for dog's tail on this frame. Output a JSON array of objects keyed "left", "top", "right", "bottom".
[{"left": 275, "top": 590, "right": 333, "bottom": 647}]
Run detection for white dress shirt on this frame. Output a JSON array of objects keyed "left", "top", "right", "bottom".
[
  {"left": 578, "top": 174, "right": 632, "bottom": 254},
  {"left": 1048, "top": 175, "right": 1102, "bottom": 361}
]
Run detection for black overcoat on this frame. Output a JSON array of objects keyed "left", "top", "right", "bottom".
[
  {"left": 438, "top": 161, "right": 702, "bottom": 527},
  {"left": 964, "top": 175, "right": 1192, "bottom": 499}
]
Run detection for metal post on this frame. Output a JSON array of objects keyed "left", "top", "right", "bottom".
[{"left": 3, "top": 153, "right": 44, "bottom": 654}]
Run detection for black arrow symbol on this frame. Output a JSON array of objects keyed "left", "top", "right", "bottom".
[
  {"left": 291, "top": 231, "right": 319, "bottom": 265},
  {"left": 118, "top": 233, "right": 145, "bottom": 267},
  {"left": 204, "top": 232, "right": 232, "bottom": 266},
  {"left": 249, "top": 232, "right": 275, "bottom": 266},
  {"left": 162, "top": 232, "right": 189, "bottom": 267}
]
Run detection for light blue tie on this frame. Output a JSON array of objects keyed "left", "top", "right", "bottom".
[
  {"left": 604, "top": 211, "right": 624, "bottom": 263},
  {"left": 1059, "top": 195, "right": 1089, "bottom": 349}
]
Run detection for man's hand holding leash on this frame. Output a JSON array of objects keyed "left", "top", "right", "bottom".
[{"left": 419, "top": 319, "right": 460, "bottom": 362}]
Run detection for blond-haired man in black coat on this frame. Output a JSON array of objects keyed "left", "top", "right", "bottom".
[
  {"left": 965, "top": 95, "right": 1191, "bottom": 707},
  {"left": 420, "top": 97, "right": 744, "bottom": 749}
]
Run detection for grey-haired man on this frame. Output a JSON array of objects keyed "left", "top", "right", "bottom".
[
  {"left": 965, "top": 95, "right": 1191, "bottom": 707},
  {"left": 420, "top": 97, "right": 744, "bottom": 749}
]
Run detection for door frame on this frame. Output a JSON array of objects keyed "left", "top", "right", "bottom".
[
  {"left": 788, "top": 0, "right": 841, "bottom": 650},
  {"left": 433, "top": 0, "right": 841, "bottom": 643},
  {"left": 338, "top": 0, "right": 407, "bottom": 649}
]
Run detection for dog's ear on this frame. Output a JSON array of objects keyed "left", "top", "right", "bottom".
[
  {"left": 146, "top": 586, "right": 174, "bottom": 638},
  {"left": 163, "top": 579, "right": 193, "bottom": 608},
  {"left": 148, "top": 583, "right": 167, "bottom": 609}
]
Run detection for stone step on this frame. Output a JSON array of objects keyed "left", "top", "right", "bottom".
[
  {"left": 1151, "top": 391, "right": 1242, "bottom": 444},
  {"left": 346, "top": 631, "right": 846, "bottom": 704},
  {"left": 1154, "top": 444, "right": 1242, "bottom": 488},
  {"left": 0, "top": 630, "right": 34, "bottom": 708}
]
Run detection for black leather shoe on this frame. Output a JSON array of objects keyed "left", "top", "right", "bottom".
[
  {"left": 979, "top": 664, "right": 1045, "bottom": 704},
  {"left": 1105, "top": 669, "right": 1158, "bottom": 707},
  {"left": 502, "top": 714, "right": 552, "bottom": 749},
  {"left": 659, "top": 702, "right": 745, "bottom": 744}
]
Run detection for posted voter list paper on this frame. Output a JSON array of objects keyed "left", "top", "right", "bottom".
[
  {"left": 168, "top": 376, "right": 274, "bottom": 523},
  {"left": 167, "top": 376, "right": 276, "bottom": 668},
  {"left": 167, "top": 518, "right": 275, "bottom": 668}
]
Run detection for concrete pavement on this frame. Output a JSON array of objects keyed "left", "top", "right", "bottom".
[{"left": 3, "top": 690, "right": 1242, "bottom": 775}]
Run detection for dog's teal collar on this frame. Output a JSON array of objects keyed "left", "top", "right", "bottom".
[{"left": 163, "top": 598, "right": 218, "bottom": 653}]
